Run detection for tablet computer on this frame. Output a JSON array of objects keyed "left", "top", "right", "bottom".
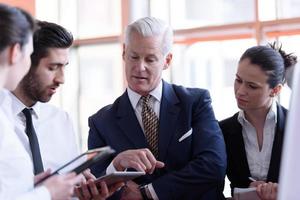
[
  {"left": 95, "top": 171, "right": 145, "bottom": 186},
  {"left": 35, "top": 146, "right": 115, "bottom": 186}
]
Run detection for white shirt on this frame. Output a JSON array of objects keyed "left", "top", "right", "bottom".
[
  {"left": 6, "top": 92, "right": 80, "bottom": 172},
  {"left": 0, "top": 89, "right": 50, "bottom": 200},
  {"left": 107, "top": 81, "right": 163, "bottom": 200},
  {"left": 238, "top": 101, "right": 277, "bottom": 181}
]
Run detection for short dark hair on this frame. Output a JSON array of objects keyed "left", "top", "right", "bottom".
[
  {"left": 31, "top": 21, "right": 73, "bottom": 67},
  {"left": 240, "top": 42, "right": 297, "bottom": 88},
  {"left": 0, "top": 3, "right": 34, "bottom": 53}
]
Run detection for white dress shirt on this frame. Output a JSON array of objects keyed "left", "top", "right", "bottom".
[
  {"left": 0, "top": 90, "right": 50, "bottom": 200},
  {"left": 238, "top": 101, "right": 277, "bottom": 181},
  {"left": 127, "top": 81, "right": 162, "bottom": 128},
  {"left": 6, "top": 92, "right": 80, "bottom": 172},
  {"left": 106, "top": 81, "right": 162, "bottom": 200}
]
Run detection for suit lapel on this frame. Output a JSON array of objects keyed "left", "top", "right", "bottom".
[
  {"left": 116, "top": 91, "right": 148, "bottom": 149},
  {"left": 267, "top": 104, "right": 286, "bottom": 181},
  {"left": 158, "top": 82, "right": 180, "bottom": 160}
]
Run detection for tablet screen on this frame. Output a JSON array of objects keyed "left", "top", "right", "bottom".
[
  {"left": 95, "top": 171, "right": 146, "bottom": 186},
  {"left": 55, "top": 147, "right": 112, "bottom": 174},
  {"left": 35, "top": 146, "right": 115, "bottom": 185}
]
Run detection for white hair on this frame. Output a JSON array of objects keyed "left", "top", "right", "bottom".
[{"left": 124, "top": 17, "right": 173, "bottom": 55}]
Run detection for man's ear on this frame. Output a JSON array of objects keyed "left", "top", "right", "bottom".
[
  {"left": 270, "top": 84, "right": 283, "bottom": 97},
  {"left": 163, "top": 53, "right": 173, "bottom": 70},
  {"left": 8, "top": 43, "right": 21, "bottom": 65}
]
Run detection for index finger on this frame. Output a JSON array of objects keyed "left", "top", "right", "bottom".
[
  {"left": 143, "top": 149, "right": 158, "bottom": 174},
  {"left": 74, "top": 186, "right": 84, "bottom": 200}
]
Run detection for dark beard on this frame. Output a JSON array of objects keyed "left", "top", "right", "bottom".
[{"left": 19, "top": 72, "right": 45, "bottom": 103}]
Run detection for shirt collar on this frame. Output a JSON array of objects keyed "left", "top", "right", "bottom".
[
  {"left": 0, "top": 89, "right": 10, "bottom": 106},
  {"left": 8, "top": 91, "right": 41, "bottom": 119},
  {"left": 127, "top": 80, "right": 163, "bottom": 109},
  {"left": 238, "top": 100, "right": 278, "bottom": 125}
]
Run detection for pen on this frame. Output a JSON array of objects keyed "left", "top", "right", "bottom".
[{"left": 248, "top": 177, "right": 257, "bottom": 182}]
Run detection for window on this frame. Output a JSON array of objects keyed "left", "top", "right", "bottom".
[
  {"left": 35, "top": 0, "right": 300, "bottom": 157},
  {"left": 151, "top": 0, "right": 255, "bottom": 29},
  {"left": 77, "top": 44, "right": 123, "bottom": 149},
  {"left": 77, "top": 0, "right": 121, "bottom": 38},
  {"left": 171, "top": 39, "right": 256, "bottom": 120},
  {"left": 259, "top": 0, "right": 300, "bottom": 20},
  {"left": 36, "top": 0, "right": 121, "bottom": 39}
]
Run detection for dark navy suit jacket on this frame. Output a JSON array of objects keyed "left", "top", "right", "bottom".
[
  {"left": 219, "top": 104, "right": 287, "bottom": 194},
  {"left": 88, "top": 81, "right": 227, "bottom": 200}
]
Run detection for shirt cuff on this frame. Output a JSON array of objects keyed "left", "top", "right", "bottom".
[
  {"left": 106, "top": 161, "right": 117, "bottom": 174},
  {"left": 148, "top": 183, "right": 159, "bottom": 200},
  {"left": 106, "top": 161, "right": 128, "bottom": 174}
]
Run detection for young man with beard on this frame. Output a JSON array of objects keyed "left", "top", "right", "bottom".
[
  {"left": 10, "top": 21, "right": 79, "bottom": 174},
  {"left": 4, "top": 21, "right": 120, "bottom": 200}
]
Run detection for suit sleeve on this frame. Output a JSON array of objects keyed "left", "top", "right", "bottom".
[
  {"left": 88, "top": 116, "right": 112, "bottom": 177},
  {"left": 152, "top": 90, "right": 227, "bottom": 199}
]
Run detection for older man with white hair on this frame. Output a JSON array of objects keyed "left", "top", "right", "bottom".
[{"left": 88, "top": 17, "right": 227, "bottom": 200}]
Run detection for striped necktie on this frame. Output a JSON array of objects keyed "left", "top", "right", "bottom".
[{"left": 141, "top": 95, "right": 159, "bottom": 158}]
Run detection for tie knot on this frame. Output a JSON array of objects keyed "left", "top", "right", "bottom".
[
  {"left": 141, "top": 95, "right": 151, "bottom": 105},
  {"left": 22, "top": 108, "right": 33, "bottom": 119}
]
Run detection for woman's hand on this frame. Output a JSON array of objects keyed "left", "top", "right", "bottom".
[{"left": 256, "top": 182, "right": 278, "bottom": 200}]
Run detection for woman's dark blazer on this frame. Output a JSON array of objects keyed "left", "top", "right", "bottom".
[{"left": 219, "top": 104, "right": 287, "bottom": 191}]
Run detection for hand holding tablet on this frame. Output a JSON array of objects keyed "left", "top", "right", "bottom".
[
  {"left": 75, "top": 171, "right": 145, "bottom": 198},
  {"left": 94, "top": 171, "right": 145, "bottom": 186},
  {"left": 35, "top": 146, "right": 115, "bottom": 186}
]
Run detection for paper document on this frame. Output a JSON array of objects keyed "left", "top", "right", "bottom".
[{"left": 233, "top": 187, "right": 259, "bottom": 200}]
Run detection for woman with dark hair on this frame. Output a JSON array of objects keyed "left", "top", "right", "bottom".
[
  {"left": 0, "top": 3, "right": 83, "bottom": 199},
  {"left": 220, "top": 42, "right": 297, "bottom": 200},
  {"left": 0, "top": 3, "right": 34, "bottom": 90}
]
